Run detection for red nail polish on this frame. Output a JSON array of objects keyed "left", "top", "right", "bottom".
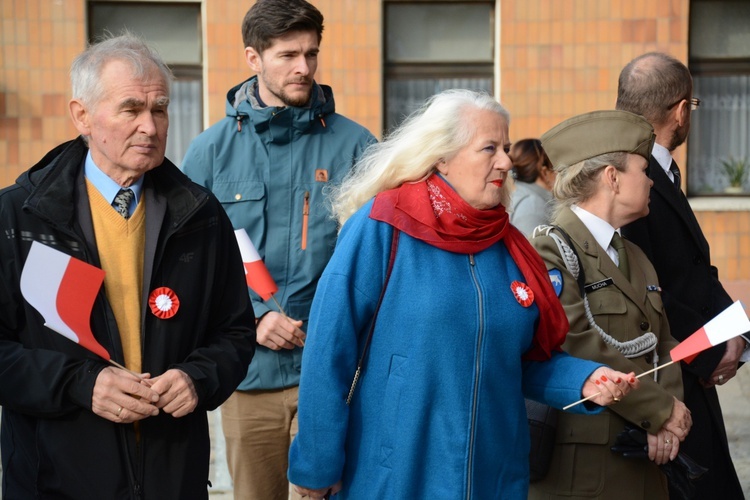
[
  {"left": 595, "top": 379, "right": 601, "bottom": 385},
  {"left": 601, "top": 375, "right": 608, "bottom": 382},
  {"left": 615, "top": 378, "right": 621, "bottom": 383},
  {"left": 630, "top": 377, "right": 636, "bottom": 384}
]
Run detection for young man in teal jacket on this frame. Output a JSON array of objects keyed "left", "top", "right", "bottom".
[{"left": 180, "top": 1, "right": 375, "bottom": 498}]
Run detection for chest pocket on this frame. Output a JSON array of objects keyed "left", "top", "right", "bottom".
[
  {"left": 645, "top": 289, "right": 664, "bottom": 315},
  {"left": 212, "top": 180, "right": 266, "bottom": 231},
  {"left": 586, "top": 287, "right": 627, "bottom": 333}
]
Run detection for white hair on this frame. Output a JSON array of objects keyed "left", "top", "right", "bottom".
[
  {"left": 331, "top": 89, "right": 510, "bottom": 227},
  {"left": 70, "top": 30, "right": 172, "bottom": 109}
]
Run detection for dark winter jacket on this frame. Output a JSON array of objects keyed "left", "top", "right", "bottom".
[{"left": 0, "top": 137, "right": 256, "bottom": 499}]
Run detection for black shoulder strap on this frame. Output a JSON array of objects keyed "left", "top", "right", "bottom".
[{"left": 346, "top": 226, "right": 400, "bottom": 405}]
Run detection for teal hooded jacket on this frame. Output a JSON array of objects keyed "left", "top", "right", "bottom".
[{"left": 182, "top": 77, "right": 375, "bottom": 390}]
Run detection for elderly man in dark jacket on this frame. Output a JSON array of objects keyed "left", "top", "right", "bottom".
[{"left": 0, "top": 33, "right": 255, "bottom": 499}]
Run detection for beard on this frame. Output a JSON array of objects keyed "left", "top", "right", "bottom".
[
  {"left": 667, "top": 121, "right": 690, "bottom": 152},
  {"left": 264, "top": 76, "right": 313, "bottom": 107}
]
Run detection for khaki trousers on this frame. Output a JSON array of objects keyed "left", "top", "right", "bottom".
[{"left": 221, "top": 387, "right": 302, "bottom": 500}]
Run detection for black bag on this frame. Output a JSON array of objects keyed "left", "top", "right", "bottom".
[{"left": 526, "top": 399, "right": 559, "bottom": 482}]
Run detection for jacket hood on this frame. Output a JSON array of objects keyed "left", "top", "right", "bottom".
[{"left": 224, "top": 76, "right": 336, "bottom": 134}]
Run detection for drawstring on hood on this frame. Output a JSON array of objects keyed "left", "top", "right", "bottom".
[{"left": 226, "top": 77, "right": 334, "bottom": 136}]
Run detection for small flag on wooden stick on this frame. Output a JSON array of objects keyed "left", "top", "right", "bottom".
[
  {"left": 19, "top": 241, "right": 139, "bottom": 377},
  {"left": 234, "top": 229, "right": 279, "bottom": 301},
  {"left": 563, "top": 300, "right": 750, "bottom": 411},
  {"left": 670, "top": 300, "right": 750, "bottom": 363}
]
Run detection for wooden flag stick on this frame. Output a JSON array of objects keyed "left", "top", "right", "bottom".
[
  {"left": 108, "top": 359, "right": 145, "bottom": 379},
  {"left": 562, "top": 360, "right": 677, "bottom": 411},
  {"left": 271, "top": 294, "right": 288, "bottom": 318},
  {"left": 44, "top": 323, "right": 144, "bottom": 380}
]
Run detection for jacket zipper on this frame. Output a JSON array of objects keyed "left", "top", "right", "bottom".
[
  {"left": 466, "top": 253, "right": 482, "bottom": 499},
  {"left": 301, "top": 191, "right": 309, "bottom": 250}
]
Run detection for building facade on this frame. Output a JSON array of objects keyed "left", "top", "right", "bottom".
[{"left": 2, "top": 0, "right": 749, "bottom": 297}]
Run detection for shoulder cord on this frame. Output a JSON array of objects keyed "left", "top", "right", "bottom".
[
  {"left": 346, "top": 227, "right": 400, "bottom": 406},
  {"left": 532, "top": 225, "right": 659, "bottom": 381}
]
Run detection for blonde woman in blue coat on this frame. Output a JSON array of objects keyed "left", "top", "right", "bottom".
[{"left": 287, "top": 90, "right": 639, "bottom": 499}]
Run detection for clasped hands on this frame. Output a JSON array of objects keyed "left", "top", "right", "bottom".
[
  {"left": 91, "top": 366, "right": 198, "bottom": 423},
  {"left": 647, "top": 397, "right": 692, "bottom": 464}
]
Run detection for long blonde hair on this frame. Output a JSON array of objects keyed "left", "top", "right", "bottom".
[{"left": 331, "top": 89, "right": 510, "bottom": 227}]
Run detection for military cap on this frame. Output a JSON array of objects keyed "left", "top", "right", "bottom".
[{"left": 541, "top": 110, "right": 655, "bottom": 167}]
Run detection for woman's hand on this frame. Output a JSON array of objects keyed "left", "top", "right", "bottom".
[
  {"left": 648, "top": 427, "right": 680, "bottom": 465},
  {"left": 662, "top": 397, "right": 692, "bottom": 442},
  {"left": 581, "top": 367, "right": 639, "bottom": 406},
  {"left": 293, "top": 481, "right": 342, "bottom": 499}
]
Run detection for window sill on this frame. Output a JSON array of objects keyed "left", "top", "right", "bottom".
[{"left": 688, "top": 196, "right": 750, "bottom": 212}]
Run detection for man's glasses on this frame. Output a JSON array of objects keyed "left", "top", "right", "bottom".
[{"left": 666, "top": 97, "right": 701, "bottom": 111}]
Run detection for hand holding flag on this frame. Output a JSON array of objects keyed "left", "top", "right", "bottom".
[
  {"left": 20, "top": 241, "right": 139, "bottom": 377},
  {"left": 670, "top": 300, "right": 750, "bottom": 363},
  {"left": 564, "top": 300, "right": 750, "bottom": 410}
]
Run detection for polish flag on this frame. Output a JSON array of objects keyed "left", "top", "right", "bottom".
[
  {"left": 20, "top": 241, "right": 111, "bottom": 360},
  {"left": 234, "top": 229, "right": 278, "bottom": 301},
  {"left": 670, "top": 300, "right": 750, "bottom": 363}
]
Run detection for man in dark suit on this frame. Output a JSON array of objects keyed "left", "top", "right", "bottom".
[{"left": 618, "top": 52, "right": 748, "bottom": 499}]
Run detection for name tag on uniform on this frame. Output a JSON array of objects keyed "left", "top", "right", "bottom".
[{"left": 584, "top": 278, "right": 614, "bottom": 294}]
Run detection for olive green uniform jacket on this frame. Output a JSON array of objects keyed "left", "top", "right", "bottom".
[{"left": 528, "top": 207, "right": 684, "bottom": 500}]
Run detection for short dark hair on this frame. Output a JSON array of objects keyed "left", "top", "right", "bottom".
[
  {"left": 616, "top": 52, "right": 692, "bottom": 126},
  {"left": 511, "top": 138, "right": 551, "bottom": 184},
  {"left": 242, "top": 0, "right": 324, "bottom": 53}
]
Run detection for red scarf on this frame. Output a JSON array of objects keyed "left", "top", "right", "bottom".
[{"left": 370, "top": 174, "right": 568, "bottom": 361}]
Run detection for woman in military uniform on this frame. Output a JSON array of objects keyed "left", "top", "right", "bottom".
[{"left": 528, "top": 111, "right": 692, "bottom": 500}]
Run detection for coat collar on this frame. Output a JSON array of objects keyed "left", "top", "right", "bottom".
[
  {"left": 555, "top": 207, "right": 650, "bottom": 318},
  {"left": 225, "top": 76, "right": 335, "bottom": 141},
  {"left": 648, "top": 155, "right": 709, "bottom": 257},
  {"left": 19, "top": 137, "right": 206, "bottom": 232}
]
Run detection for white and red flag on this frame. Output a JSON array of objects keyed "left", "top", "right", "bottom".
[
  {"left": 20, "top": 241, "right": 111, "bottom": 360},
  {"left": 234, "top": 229, "right": 278, "bottom": 301},
  {"left": 670, "top": 300, "right": 750, "bottom": 363}
]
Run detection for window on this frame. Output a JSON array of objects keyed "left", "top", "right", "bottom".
[
  {"left": 688, "top": 0, "right": 750, "bottom": 196},
  {"left": 88, "top": 2, "right": 203, "bottom": 167},
  {"left": 384, "top": 1, "right": 495, "bottom": 134}
]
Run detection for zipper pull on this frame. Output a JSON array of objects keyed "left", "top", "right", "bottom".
[{"left": 301, "top": 191, "right": 310, "bottom": 250}]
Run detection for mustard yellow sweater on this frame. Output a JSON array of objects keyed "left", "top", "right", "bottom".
[{"left": 86, "top": 180, "right": 145, "bottom": 373}]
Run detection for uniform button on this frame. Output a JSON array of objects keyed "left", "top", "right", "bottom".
[
  {"left": 641, "top": 420, "right": 651, "bottom": 429},
  {"left": 640, "top": 321, "right": 649, "bottom": 331},
  {"left": 235, "top": 193, "right": 242, "bottom": 200}
]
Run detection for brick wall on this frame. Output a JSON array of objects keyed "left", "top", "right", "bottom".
[{"left": 0, "top": 0, "right": 83, "bottom": 188}]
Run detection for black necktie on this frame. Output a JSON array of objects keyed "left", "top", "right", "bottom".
[
  {"left": 670, "top": 161, "right": 681, "bottom": 190},
  {"left": 113, "top": 189, "right": 134, "bottom": 219}
]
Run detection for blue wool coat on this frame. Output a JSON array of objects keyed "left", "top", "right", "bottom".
[{"left": 288, "top": 200, "right": 603, "bottom": 499}]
